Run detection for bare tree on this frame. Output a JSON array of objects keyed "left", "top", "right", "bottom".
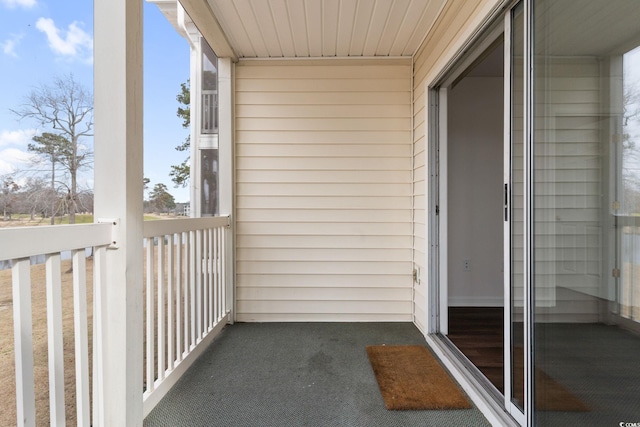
[
  {"left": 28, "top": 132, "right": 67, "bottom": 224},
  {"left": 1, "top": 176, "right": 19, "bottom": 220},
  {"left": 12, "top": 74, "right": 93, "bottom": 224},
  {"left": 15, "top": 177, "right": 55, "bottom": 221}
]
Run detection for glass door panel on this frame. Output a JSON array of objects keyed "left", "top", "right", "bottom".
[{"left": 532, "top": 0, "right": 640, "bottom": 425}]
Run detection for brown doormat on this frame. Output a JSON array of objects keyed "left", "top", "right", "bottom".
[{"left": 366, "top": 345, "right": 472, "bottom": 410}]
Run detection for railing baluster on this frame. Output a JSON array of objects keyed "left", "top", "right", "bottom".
[
  {"left": 218, "top": 228, "right": 227, "bottom": 317},
  {"left": 196, "top": 230, "right": 203, "bottom": 341},
  {"left": 45, "top": 254, "right": 66, "bottom": 426},
  {"left": 185, "top": 232, "right": 191, "bottom": 352},
  {"left": 93, "top": 246, "right": 107, "bottom": 427},
  {"left": 189, "top": 230, "right": 196, "bottom": 349},
  {"left": 72, "top": 249, "right": 91, "bottom": 426},
  {"left": 167, "top": 234, "right": 174, "bottom": 371},
  {"left": 157, "top": 236, "right": 165, "bottom": 381},
  {"left": 202, "top": 229, "right": 209, "bottom": 332},
  {"left": 146, "top": 239, "right": 155, "bottom": 393},
  {"left": 176, "top": 233, "right": 183, "bottom": 361},
  {"left": 213, "top": 227, "right": 219, "bottom": 322},
  {"left": 13, "top": 258, "right": 35, "bottom": 427},
  {"left": 207, "top": 228, "right": 217, "bottom": 330}
]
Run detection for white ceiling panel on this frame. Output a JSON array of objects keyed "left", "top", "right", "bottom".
[{"left": 206, "top": 0, "right": 447, "bottom": 58}]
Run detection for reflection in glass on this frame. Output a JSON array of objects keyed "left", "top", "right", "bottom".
[
  {"left": 202, "top": 40, "right": 218, "bottom": 135},
  {"left": 201, "top": 149, "right": 218, "bottom": 216},
  {"left": 533, "top": 0, "right": 640, "bottom": 424},
  {"left": 620, "top": 47, "right": 640, "bottom": 322}
]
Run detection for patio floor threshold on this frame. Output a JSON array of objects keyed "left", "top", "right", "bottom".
[{"left": 144, "top": 322, "right": 490, "bottom": 427}]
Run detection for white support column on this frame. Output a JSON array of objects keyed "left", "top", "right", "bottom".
[
  {"left": 94, "top": 0, "right": 144, "bottom": 425},
  {"left": 190, "top": 36, "right": 202, "bottom": 218},
  {"left": 218, "top": 57, "right": 235, "bottom": 321}
]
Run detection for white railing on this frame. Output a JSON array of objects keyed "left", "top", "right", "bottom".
[
  {"left": 0, "top": 223, "right": 113, "bottom": 427},
  {"left": 202, "top": 89, "right": 218, "bottom": 134},
  {"left": 141, "top": 215, "right": 231, "bottom": 416}
]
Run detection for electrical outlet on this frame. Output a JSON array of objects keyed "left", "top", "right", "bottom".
[{"left": 463, "top": 259, "right": 471, "bottom": 271}]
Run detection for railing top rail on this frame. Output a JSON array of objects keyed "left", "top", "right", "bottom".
[
  {"left": 143, "top": 215, "right": 230, "bottom": 238},
  {"left": 0, "top": 222, "right": 113, "bottom": 261}
]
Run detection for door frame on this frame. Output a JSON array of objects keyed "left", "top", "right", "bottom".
[
  {"left": 503, "top": 3, "right": 526, "bottom": 424},
  {"left": 427, "top": 1, "right": 529, "bottom": 425}
]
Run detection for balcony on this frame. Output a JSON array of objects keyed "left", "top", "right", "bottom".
[{"left": 0, "top": 218, "right": 491, "bottom": 426}]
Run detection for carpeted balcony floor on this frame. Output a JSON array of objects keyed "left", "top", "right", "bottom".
[{"left": 144, "top": 322, "right": 490, "bottom": 427}]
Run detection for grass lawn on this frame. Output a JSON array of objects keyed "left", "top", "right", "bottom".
[
  {"left": 1, "top": 213, "right": 180, "bottom": 228},
  {"left": 0, "top": 260, "right": 94, "bottom": 426}
]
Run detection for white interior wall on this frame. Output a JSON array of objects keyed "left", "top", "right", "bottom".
[{"left": 447, "top": 76, "right": 504, "bottom": 307}]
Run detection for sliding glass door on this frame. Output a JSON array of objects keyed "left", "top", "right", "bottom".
[
  {"left": 434, "top": 1, "right": 640, "bottom": 424},
  {"left": 532, "top": 0, "right": 640, "bottom": 425}
]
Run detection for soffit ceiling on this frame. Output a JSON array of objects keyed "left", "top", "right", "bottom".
[{"left": 205, "top": 0, "right": 447, "bottom": 58}]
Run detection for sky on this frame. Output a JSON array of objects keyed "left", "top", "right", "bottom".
[{"left": 0, "top": 0, "right": 191, "bottom": 202}]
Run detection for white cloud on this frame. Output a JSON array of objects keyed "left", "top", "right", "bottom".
[
  {"left": 0, "top": 0, "right": 36, "bottom": 9},
  {"left": 0, "top": 129, "right": 38, "bottom": 147},
  {"left": 0, "top": 148, "right": 32, "bottom": 175},
  {"left": 1, "top": 34, "right": 23, "bottom": 57},
  {"left": 36, "top": 17, "right": 93, "bottom": 62}
]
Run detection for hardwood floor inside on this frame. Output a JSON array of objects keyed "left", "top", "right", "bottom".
[{"left": 447, "top": 307, "right": 504, "bottom": 393}]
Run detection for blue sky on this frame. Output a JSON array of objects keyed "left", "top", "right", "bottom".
[{"left": 0, "top": 0, "right": 191, "bottom": 202}]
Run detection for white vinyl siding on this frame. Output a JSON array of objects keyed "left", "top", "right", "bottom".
[{"left": 235, "top": 59, "right": 413, "bottom": 322}]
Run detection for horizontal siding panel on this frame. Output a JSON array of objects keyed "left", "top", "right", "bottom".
[
  {"left": 237, "top": 209, "right": 412, "bottom": 223},
  {"left": 238, "top": 222, "right": 412, "bottom": 236},
  {"left": 236, "top": 91, "right": 411, "bottom": 105},
  {"left": 237, "top": 130, "right": 410, "bottom": 144},
  {"left": 237, "top": 261, "right": 412, "bottom": 275},
  {"left": 236, "top": 196, "right": 412, "bottom": 210},
  {"left": 235, "top": 313, "right": 413, "bottom": 322},
  {"left": 236, "top": 117, "right": 411, "bottom": 131},
  {"left": 236, "top": 144, "right": 411, "bottom": 157},
  {"left": 237, "top": 287, "right": 412, "bottom": 301},
  {"left": 237, "top": 274, "right": 411, "bottom": 288},
  {"left": 237, "top": 300, "right": 412, "bottom": 315},
  {"left": 237, "top": 104, "right": 410, "bottom": 118},
  {"left": 237, "top": 183, "right": 411, "bottom": 197},
  {"left": 237, "top": 248, "right": 413, "bottom": 262},
  {"left": 236, "top": 78, "right": 410, "bottom": 92},
  {"left": 546, "top": 91, "right": 599, "bottom": 104},
  {"left": 237, "top": 235, "right": 412, "bottom": 249},
  {"left": 236, "top": 65, "right": 411, "bottom": 79},
  {"left": 545, "top": 77, "right": 599, "bottom": 91},
  {"left": 237, "top": 157, "right": 410, "bottom": 170},
  {"left": 236, "top": 170, "right": 411, "bottom": 184}
]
